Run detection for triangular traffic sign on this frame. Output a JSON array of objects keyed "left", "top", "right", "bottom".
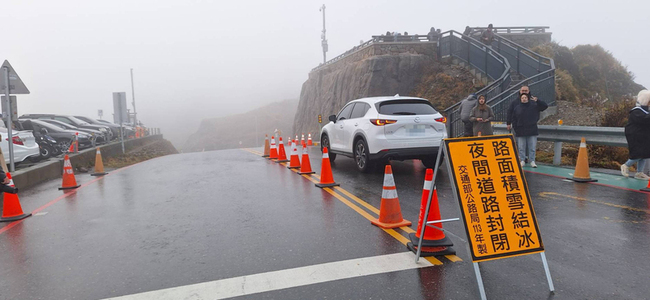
[{"left": 0, "top": 60, "right": 30, "bottom": 94}]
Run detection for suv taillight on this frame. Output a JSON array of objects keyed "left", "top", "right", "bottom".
[
  {"left": 435, "top": 117, "right": 447, "bottom": 123},
  {"left": 11, "top": 136, "right": 24, "bottom": 145},
  {"left": 370, "top": 119, "right": 397, "bottom": 126}
]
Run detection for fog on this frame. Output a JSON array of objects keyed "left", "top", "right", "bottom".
[{"left": 1, "top": 0, "right": 647, "bottom": 148}]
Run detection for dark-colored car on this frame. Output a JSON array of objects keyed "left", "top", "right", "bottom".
[
  {"left": 95, "top": 119, "right": 136, "bottom": 138},
  {"left": 38, "top": 119, "right": 106, "bottom": 144},
  {"left": 20, "top": 114, "right": 112, "bottom": 141},
  {"left": 75, "top": 116, "right": 120, "bottom": 140},
  {"left": 18, "top": 119, "right": 94, "bottom": 151}
]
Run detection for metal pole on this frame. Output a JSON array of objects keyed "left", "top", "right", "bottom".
[
  {"left": 540, "top": 252, "right": 555, "bottom": 292},
  {"left": 130, "top": 69, "right": 137, "bottom": 126},
  {"left": 415, "top": 141, "right": 444, "bottom": 262},
  {"left": 473, "top": 263, "right": 488, "bottom": 300},
  {"left": 3, "top": 67, "right": 15, "bottom": 172},
  {"left": 320, "top": 4, "right": 327, "bottom": 63},
  {"left": 120, "top": 126, "right": 125, "bottom": 154}
]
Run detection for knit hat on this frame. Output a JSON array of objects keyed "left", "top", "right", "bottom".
[{"left": 637, "top": 90, "right": 650, "bottom": 106}]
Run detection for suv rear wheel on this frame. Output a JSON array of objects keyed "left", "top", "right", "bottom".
[
  {"left": 321, "top": 134, "right": 336, "bottom": 162},
  {"left": 422, "top": 153, "right": 444, "bottom": 169},
  {"left": 354, "top": 138, "right": 373, "bottom": 173}
]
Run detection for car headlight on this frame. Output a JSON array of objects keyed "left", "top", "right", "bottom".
[{"left": 99, "top": 128, "right": 107, "bottom": 132}]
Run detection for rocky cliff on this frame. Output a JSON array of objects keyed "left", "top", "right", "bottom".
[{"left": 293, "top": 42, "right": 438, "bottom": 139}]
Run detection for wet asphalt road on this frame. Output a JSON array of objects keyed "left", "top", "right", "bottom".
[{"left": 0, "top": 147, "right": 648, "bottom": 300}]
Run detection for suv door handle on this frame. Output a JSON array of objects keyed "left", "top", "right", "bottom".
[
  {"left": 354, "top": 123, "right": 358, "bottom": 127},
  {"left": 339, "top": 125, "right": 344, "bottom": 129}
]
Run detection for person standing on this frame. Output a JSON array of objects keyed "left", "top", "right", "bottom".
[
  {"left": 506, "top": 85, "right": 531, "bottom": 132},
  {"left": 510, "top": 93, "right": 547, "bottom": 168},
  {"left": 480, "top": 24, "right": 495, "bottom": 46},
  {"left": 620, "top": 90, "right": 650, "bottom": 180},
  {"left": 469, "top": 95, "right": 495, "bottom": 136},
  {"left": 459, "top": 94, "right": 478, "bottom": 137}
]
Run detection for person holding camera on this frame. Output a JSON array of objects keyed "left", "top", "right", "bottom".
[{"left": 508, "top": 91, "right": 548, "bottom": 168}]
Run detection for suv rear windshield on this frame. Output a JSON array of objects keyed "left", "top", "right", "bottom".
[{"left": 377, "top": 100, "right": 437, "bottom": 115}]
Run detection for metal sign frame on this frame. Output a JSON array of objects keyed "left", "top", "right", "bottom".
[{"left": 414, "top": 135, "right": 554, "bottom": 300}]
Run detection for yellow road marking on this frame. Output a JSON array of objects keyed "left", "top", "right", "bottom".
[
  {"left": 539, "top": 192, "right": 650, "bottom": 213},
  {"left": 334, "top": 187, "right": 380, "bottom": 215},
  {"left": 242, "top": 148, "right": 455, "bottom": 265}
]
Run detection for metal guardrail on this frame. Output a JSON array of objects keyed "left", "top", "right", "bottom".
[
  {"left": 470, "top": 26, "right": 550, "bottom": 34},
  {"left": 493, "top": 124, "right": 626, "bottom": 146},
  {"left": 440, "top": 30, "right": 512, "bottom": 138},
  {"left": 311, "top": 34, "right": 437, "bottom": 72},
  {"left": 444, "top": 31, "right": 556, "bottom": 138},
  {"left": 493, "top": 124, "right": 625, "bottom": 165}
]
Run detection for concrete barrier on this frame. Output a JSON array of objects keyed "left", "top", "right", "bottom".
[{"left": 12, "top": 135, "right": 164, "bottom": 190}]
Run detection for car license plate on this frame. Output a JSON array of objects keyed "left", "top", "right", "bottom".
[{"left": 406, "top": 124, "right": 426, "bottom": 136}]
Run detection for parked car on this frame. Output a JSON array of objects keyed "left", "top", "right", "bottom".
[
  {"left": 320, "top": 96, "right": 447, "bottom": 172},
  {"left": 19, "top": 119, "right": 95, "bottom": 151},
  {"left": 20, "top": 114, "right": 113, "bottom": 141},
  {"left": 74, "top": 116, "right": 120, "bottom": 139},
  {"left": 0, "top": 121, "right": 41, "bottom": 164},
  {"left": 95, "top": 119, "right": 136, "bottom": 138},
  {"left": 38, "top": 119, "right": 107, "bottom": 144}
]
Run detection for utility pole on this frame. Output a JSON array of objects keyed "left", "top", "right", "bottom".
[
  {"left": 130, "top": 68, "right": 137, "bottom": 126},
  {"left": 319, "top": 4, "right": 328, "bottom": 64}
]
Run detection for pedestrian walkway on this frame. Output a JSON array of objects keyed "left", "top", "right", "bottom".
[{"left": 522, "top": 164, "right": 649, "bottom": 191}]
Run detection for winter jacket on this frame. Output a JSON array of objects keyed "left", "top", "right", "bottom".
[
  {"left": 510, "top": 99, "right": 548, "bottom": 137},
  {"left": 624, "top": 106, "right": 650, "bottom": 159},
  {"left": 459, "top": 95, "right": 478, "bottom": 122},
  {"left": 469, "top": 105, "right": 495, "bottom": 136}
]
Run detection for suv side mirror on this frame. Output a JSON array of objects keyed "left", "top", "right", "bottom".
[{"left": 328, "top": 115, "right": 337, "bottom": 123}]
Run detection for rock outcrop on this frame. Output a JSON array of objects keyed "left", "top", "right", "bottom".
[{"left": 293, "top": 42, "right": 437, "bottom": 139}]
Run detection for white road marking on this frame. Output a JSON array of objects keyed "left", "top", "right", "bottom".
[
  {"left": 33, "top": 212, "right": 48, "bottom": 216},
  {"left": 103, "top": 252, "right": 433, "bottom": 300}
]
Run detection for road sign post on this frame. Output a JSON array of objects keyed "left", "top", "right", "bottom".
[{"left": 1, "top": 61, "right": 30, "bottom": 172}]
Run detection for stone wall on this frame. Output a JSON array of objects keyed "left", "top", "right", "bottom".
[{"left": 294, "top": 42, "right": 438, "bottom": 136}]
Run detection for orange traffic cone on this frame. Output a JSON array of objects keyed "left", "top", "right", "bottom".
[
  {"left": 67, "top": 134, "right": 77, "bottom": 153},
  {"left": 59, "top": 155, "right": 81, "bottom": 190},
  {"left": 0, "top": 173, "right": 31, "bottom": 222},
  {"left": 287, "top": 141, "right": 301, "bottom": 169},
  {"left": 567, "top": 137, "right": 597, "bottom": 182},
  {"left": 262, "top": 135, "right": 270, "bottom": 157},
  {"left": 298, "top": 144, "right": 315, "bottom": 175},
  {"left": 370, "top": 164, "right": 412, "bottom": 229},
  {"left": 286, "top": 137, "right": 291, "bottom": 146},
  {"left": 307, "top": 133, "right": 313, "bottom": 146},
  {"left": 91, "top": 147, "right": 108, "bottom": 176},
  {"left": 406, "top": 169, "right": 455, "bottom": 256},
  {"left": 269, "top": 136, "right": 278, "bottom": 159},
  {"left": 276, "top": 137, "right": 289, "bottom": 163},
  {"left": 315, "top": 147, "right": 340, "bottom": 188},
  {"left": 301, "top": 134, "right": 305, "bottom": 145}
]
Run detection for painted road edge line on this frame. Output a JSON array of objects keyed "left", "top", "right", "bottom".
[{"left": 103, "top": 252, "right": 433, "bottom": 300}]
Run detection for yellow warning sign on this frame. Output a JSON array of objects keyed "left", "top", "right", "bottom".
[{"left": 444, "top": 134, "right": 544, "bottom": 262}]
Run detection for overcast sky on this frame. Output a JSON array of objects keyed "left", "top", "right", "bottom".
[{"left": 1, "top": 0, "right": 647, "bottom": 147}]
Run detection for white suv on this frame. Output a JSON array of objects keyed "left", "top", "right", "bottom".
[{"left": 320, "top": 96, "right": 447, "bottom": 172}]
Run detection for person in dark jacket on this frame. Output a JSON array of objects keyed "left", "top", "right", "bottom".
[
  {"left": 459, "top": 94, "right": 478, "bottom": 137},
  {"left": 480, "top": 24, "right": 495, "bottom": 46},
  {"left": 469, "top": 95, "right": 495, "bottom": 136},
  {"left": 621, "top": 90, "right": 650, "bottom": 180},
  {"left": 510, "top": 93, "right": 548, "bottom": 168},
  {"left": 507, "top": 85, "right": 530, "bottom": 131}
]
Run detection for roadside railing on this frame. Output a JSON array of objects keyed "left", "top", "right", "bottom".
[
  {"left": 470, "top": 26, "right": 550, "bottom": 34},
  {"left": 493, "top": 124, "right": 625, "bottom": 165},
  {"left": 443, "top": 31, "right": 556, "bottom": 137},
  {"left": 439, "top": 30, "right": 512, "bottom": 138}
]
